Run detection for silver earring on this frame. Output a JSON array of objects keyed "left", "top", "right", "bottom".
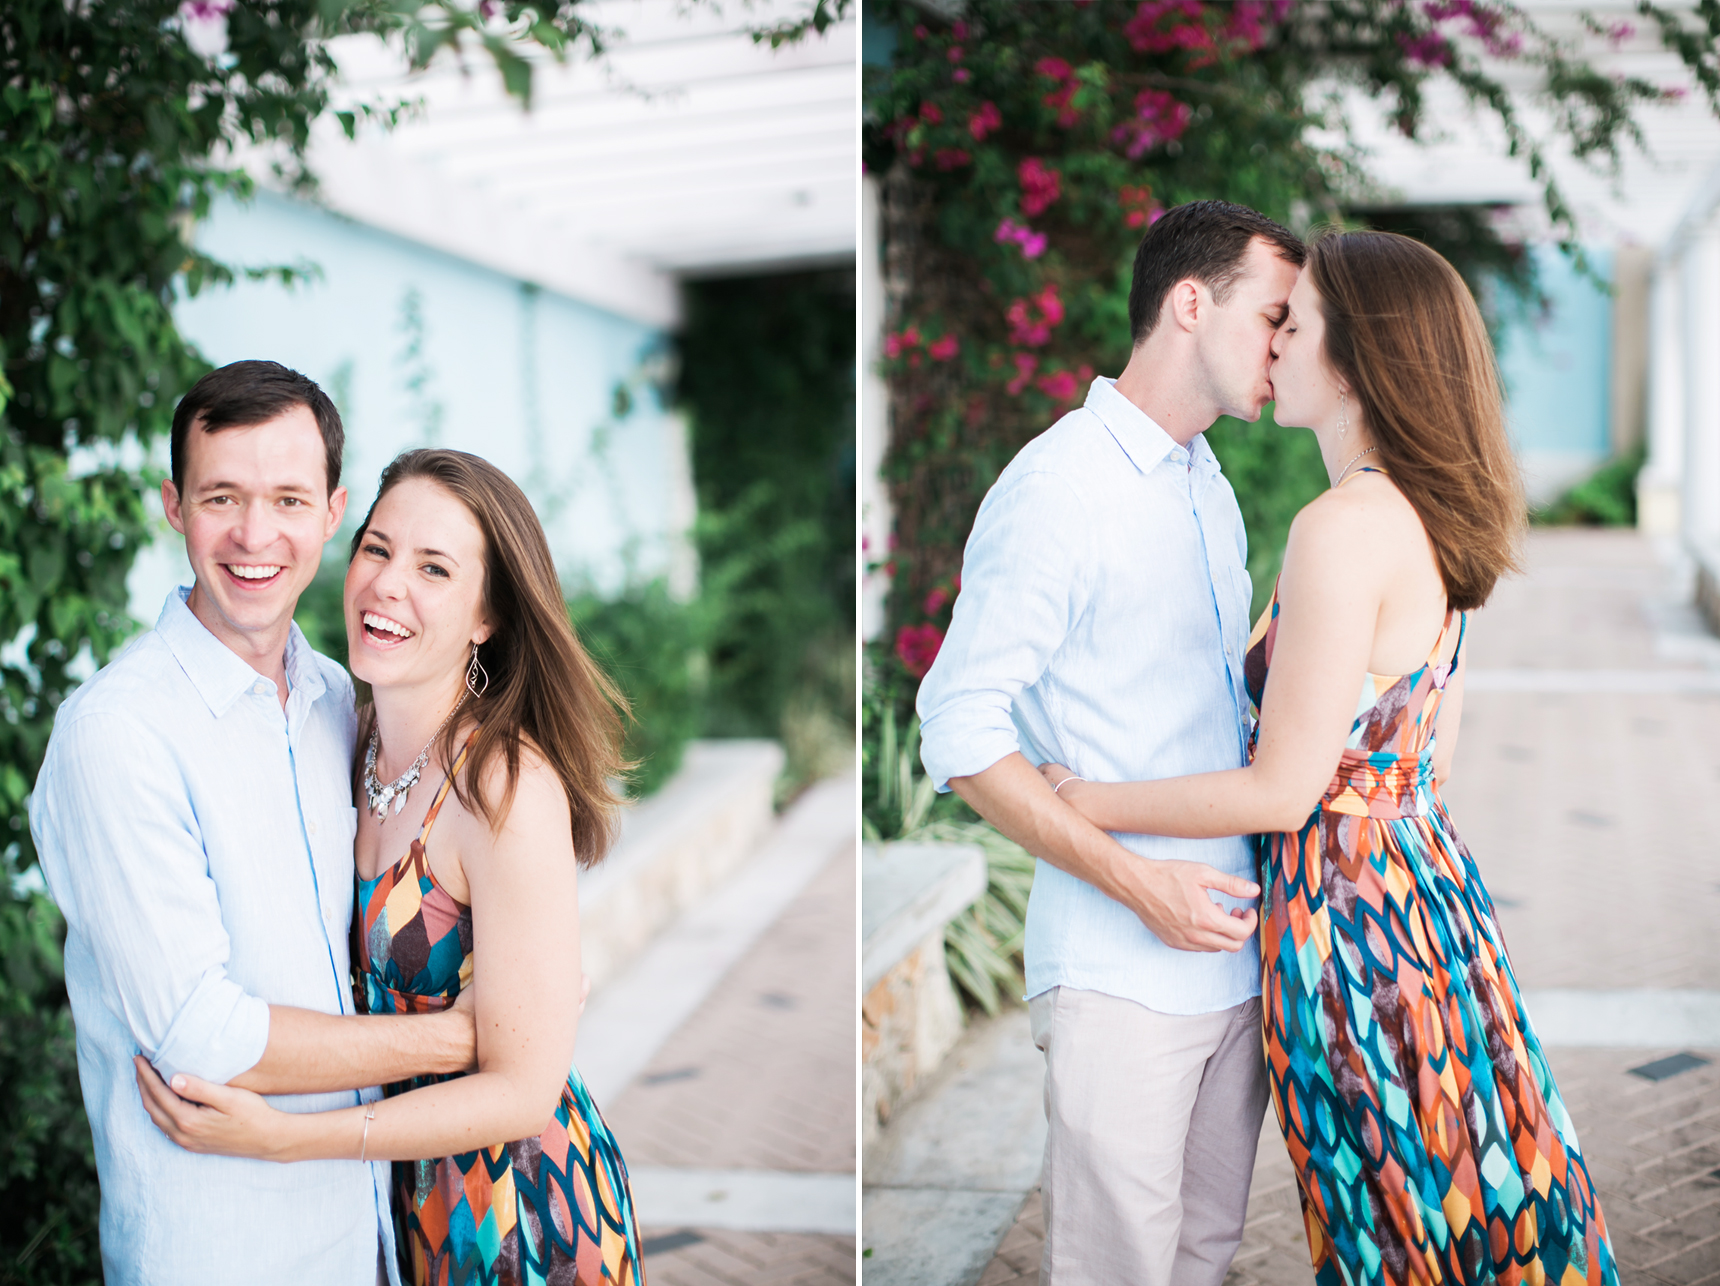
[
  {"left": 466, "top": 642, "right": 489, "bottom": 698},
  {"left": 1337, "top": 391, "right": 1349, "bottom": 439}
]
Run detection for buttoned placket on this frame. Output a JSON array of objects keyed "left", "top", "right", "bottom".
[
  {"left": 262, "top": 672, "right": 352, "bottom": 1021},
  {"left": 1180, "top": 450, "right": 1251, "bottom": 762}
]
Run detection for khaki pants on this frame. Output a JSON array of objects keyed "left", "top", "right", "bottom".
[{"left": 1030, "top": 987, "right": 1269, "bottom": 1286}]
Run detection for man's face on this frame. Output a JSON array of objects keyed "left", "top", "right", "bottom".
[
  {"left": 163, "top": 406, "right": 347, "bottom": 658},
  {"left": 1196, "top": 237, "right": 1300, "bottom": 422}
]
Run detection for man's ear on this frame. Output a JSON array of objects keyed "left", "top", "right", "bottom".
[
  {"left": 1166, "top": 278, "right": 1205, "bottom": 333},
  {"left": 325, "top": 484, "right": 348, "bottom": 539},
  {"left": 162, "top": 479, "right": 186, "bottom": 536}
]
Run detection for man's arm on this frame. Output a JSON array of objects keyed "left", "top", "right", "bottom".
[
  {"left": 229, "top": 1000, "right": 475, "bottom": 1095},
  {"left": 951, "top": 753, "right": 1257, "bottom": 953},
  {"left": 33, "top": 710, "right": 473, "bottom": 1095},
  {"left": 915, "top": 467, "right": 1256, "bottom": 951}
]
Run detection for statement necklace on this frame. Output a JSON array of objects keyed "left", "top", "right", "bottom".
[{"left": 363, "top": 692, "right": 466, "bottom": 821}]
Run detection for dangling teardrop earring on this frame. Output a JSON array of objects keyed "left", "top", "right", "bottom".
[
  {"left": 466, "top": 641, "right": 489, "bottom": 698},
  {"left": 1337, "top": 390, "right": 1350, "bottom": 439}
]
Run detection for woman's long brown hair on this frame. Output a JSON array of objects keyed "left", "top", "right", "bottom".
[
  {"left": 1306, "top": 229, "right": 1526, "bottom": 611},
  {"left": 352, "top": 449, "right": 630, "bottom": 866}
]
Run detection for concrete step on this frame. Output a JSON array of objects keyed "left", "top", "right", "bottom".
[
  {"left": 578, "top": 738, "right": 784, "bottom": 990},
  {"left": 862, "top": 1006, "right": 1046, "bottom": 1286}
]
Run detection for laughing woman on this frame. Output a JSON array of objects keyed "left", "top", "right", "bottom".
[{"left": 139, "top": 449, "right": 645, "bottom": 1286}]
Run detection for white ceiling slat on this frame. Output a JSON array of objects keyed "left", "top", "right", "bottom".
[
  {"left": 1340, "top": 1, "right": 1720, "bottom": 245},
  {"left": 272, "top": 0, "right": 857, "bottom": 328}
]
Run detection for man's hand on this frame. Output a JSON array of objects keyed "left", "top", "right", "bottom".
[
  {"left": 1117, "top": 857, "right": 1258, "bottom": 953},
  {"left": 953, "top": 752, "right": 1259, "bottom": 955},
  {"left": 448, "top": 984, "right": 479, "bottom": 1072}
]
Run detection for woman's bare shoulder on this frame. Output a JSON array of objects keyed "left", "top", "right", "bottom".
[{"left": 1285, "top": 473, "right": 1423, "bottom": 584}]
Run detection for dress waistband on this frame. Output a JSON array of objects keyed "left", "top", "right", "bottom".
[{"left": 1321, "top": 749, "right": 1435, "bottom": 820}]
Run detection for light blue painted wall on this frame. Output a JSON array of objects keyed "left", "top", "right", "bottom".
[
  {"left": 129, "top": 190, "right": 691, "bottom": 621},
  {"left": 1494, "top": 244, "right": 1613, "bottom": 502}
]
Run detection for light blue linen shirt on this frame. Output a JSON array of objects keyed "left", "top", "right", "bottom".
[
  {"left": 917, "top": 376, "right": 1261, "bottom": 1016},
  {"left": 31, "top": 588, "right": 399, "bottom": 1286}
]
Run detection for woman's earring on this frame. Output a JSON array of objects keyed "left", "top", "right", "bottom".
[
  {"left": 466, "top": 641, "right": 489, "bottom": 698},
  {"left": 1337, "top": 391, "right": 1349, "bottom": 439}
]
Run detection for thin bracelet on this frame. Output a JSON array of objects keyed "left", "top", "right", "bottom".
[
  {"left": 359, "top": 1102, "right": 377, "bottom": 1162},
  {"left": 1051, "top": 774, "right": 1083, "bottom": 795}
]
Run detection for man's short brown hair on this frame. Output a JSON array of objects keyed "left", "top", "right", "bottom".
[
  {"left": 170, "top": 360, "right": 344, "bottom": 495},
  {"left": 1127, "top": 200, "right": 1305, "bottom": 345}
]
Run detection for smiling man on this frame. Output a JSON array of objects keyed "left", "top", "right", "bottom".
[{"left": 30, "top": 361, "right": 475, "bottom": 1286}]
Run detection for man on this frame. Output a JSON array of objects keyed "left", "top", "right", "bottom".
[
  {"left": 917, "top": 201, "right": 1305, "bottom": 1284},
  {"left": 31, "top": 361, "right": 475, "bottom": 1285}
]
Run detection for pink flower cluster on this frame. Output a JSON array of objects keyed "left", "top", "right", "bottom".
[
  {"left": 969, "top": 101, "right": 1002, "bottom": 141},
  {"left": 884, "top": 325, "right": 959, "bottom": 364},
  {"left": 1006, "top": 284, "right": 1064, "bottom": 347},
  {"left": 1123, "top": 1, "right": 1211, "bottom": 55},
  {"left": 1122, "top": 0, "right": 1291, "bottom": 62},
  {"left": 1405, "top": 0, "right": 1522, "bottom": 65},
  {"left": 1112, "top": 89, "right": 1192, "bottom": 159},
  {"left": 1034, "top": 57, "right": 1082, "bottom": 127},
  {"left": 1006, "top": 353, "right": 1039, "bottom": 397},
  {"left": 895, "top": 624, "right": 944, "bottom": 678},
  {"left": 1019, "top": 158, "right": 1062, "bottom": 217},
  {"left": 995, "top": 218, "right": 1048, "bottom": 260},
  {"left": 1118, "top": 185, "right": 1164, "bottom": 229},
  {"left": 1036, "top": 364, "right": 1094, "bottom": 402}
]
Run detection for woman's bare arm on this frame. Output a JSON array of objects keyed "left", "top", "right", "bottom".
[{"left": 1049, "top": 487, "right": 1396, "bottom": 838}]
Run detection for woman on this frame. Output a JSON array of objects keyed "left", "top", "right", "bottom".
[
  {"left": 1039, "top": 231, "right": 1618, "bottom": 1284},
  {"left": 138, "top": 449, "right": 645, "bottom": 1286}
]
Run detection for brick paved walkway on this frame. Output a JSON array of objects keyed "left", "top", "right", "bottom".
[
  {"left": 974, "top": 530, "right": 1720, "bottom": 1285},
  {"left": 605, "top": 819, "right": 857, "bottom": 1284}
]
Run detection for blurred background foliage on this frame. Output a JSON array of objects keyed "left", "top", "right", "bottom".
[
  {"left": 0, "top": 0, "right": 850, "bottom": 1277},
  {"left": 860, "top": 0, "right": 1720, "bottom": 1013}
]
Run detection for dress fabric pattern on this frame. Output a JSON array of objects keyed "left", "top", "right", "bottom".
[
  {"left": 352, "top": 736, "right": 644, "bottom": 1286},
  {"left": 1247, "top": 542, "right": 1618, "bottom": 1284}
]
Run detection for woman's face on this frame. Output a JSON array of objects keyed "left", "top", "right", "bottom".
[
  {"left": 1267, "top": 270, "right": 1346, "bottom": 433},
  {"left": 345, "top": 477, "right": 491, "bottom": 698}
]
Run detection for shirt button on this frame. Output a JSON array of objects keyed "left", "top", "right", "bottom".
[
  {"left": 253, "top": 681, "right": 267, "bottom": 695},
  {"left": 307, "top": 820, "right": 318, "bottom": 836}
]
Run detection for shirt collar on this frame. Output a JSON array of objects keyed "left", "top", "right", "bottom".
[
  {"left": 1084, "top": 376, "right": 1225, "bottom": 481},
  {"left": 156, "top": 587, "right": 326, "bottom": 718}
]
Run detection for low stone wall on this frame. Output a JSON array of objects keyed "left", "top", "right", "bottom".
[
  {"left": 579, "top": 739, "right": 784, "bottom": 990},
  {"left": 861, "top": 841, "right": 987, "bottom": 1153}
]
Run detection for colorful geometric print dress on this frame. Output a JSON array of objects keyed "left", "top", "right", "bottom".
[
  {"left": 1246, "top": 512, "right": 1619, "bottom": 1285},
  {"left": 352, "top": 734, "right": 646, "bottom": 1286}
]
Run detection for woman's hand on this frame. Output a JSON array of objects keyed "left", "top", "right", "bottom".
[{"left": 135, "top": 1055, "right": 299, "bottom": 1163}]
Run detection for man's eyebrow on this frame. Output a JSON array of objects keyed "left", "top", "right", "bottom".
[{"left": 195, "top": 479, "right": 318, "bottom": 495}]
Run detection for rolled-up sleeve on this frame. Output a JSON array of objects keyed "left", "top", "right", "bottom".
[
  {"left": 32, "top": 710, "right": 269, "bottom": 1085},
  {"left": 917, "top": 468, "right": 1094, "bottom": 790}
]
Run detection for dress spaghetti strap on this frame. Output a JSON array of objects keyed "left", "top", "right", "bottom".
[{"left": 414, "top": 730, "right": 477, "bottom": 847}]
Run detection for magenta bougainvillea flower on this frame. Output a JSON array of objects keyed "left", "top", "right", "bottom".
[
  {"left": 895, "top": 624, "right": 945, "bottom": 678},
  {"left": 1006, "top": 284, "right": 1064, "bottom": 348},
  {"left": 994, "top": 218, "right": 1048, "bottom": 259},
  {"left": 1018, "top": 158, "right": 1062, "bottom": 216},
  {"left": 1005, "top": 352, "right": 1039, "bottom": 396},
  {"left": 968, "top": 101, "right": 1002, "bottom": 141},
  {"left": 1112, "top": 90, "right": 1192, "bottom": 158},
  {"left": 929, "top": 334, "right": 960, "bottom": 361}
]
